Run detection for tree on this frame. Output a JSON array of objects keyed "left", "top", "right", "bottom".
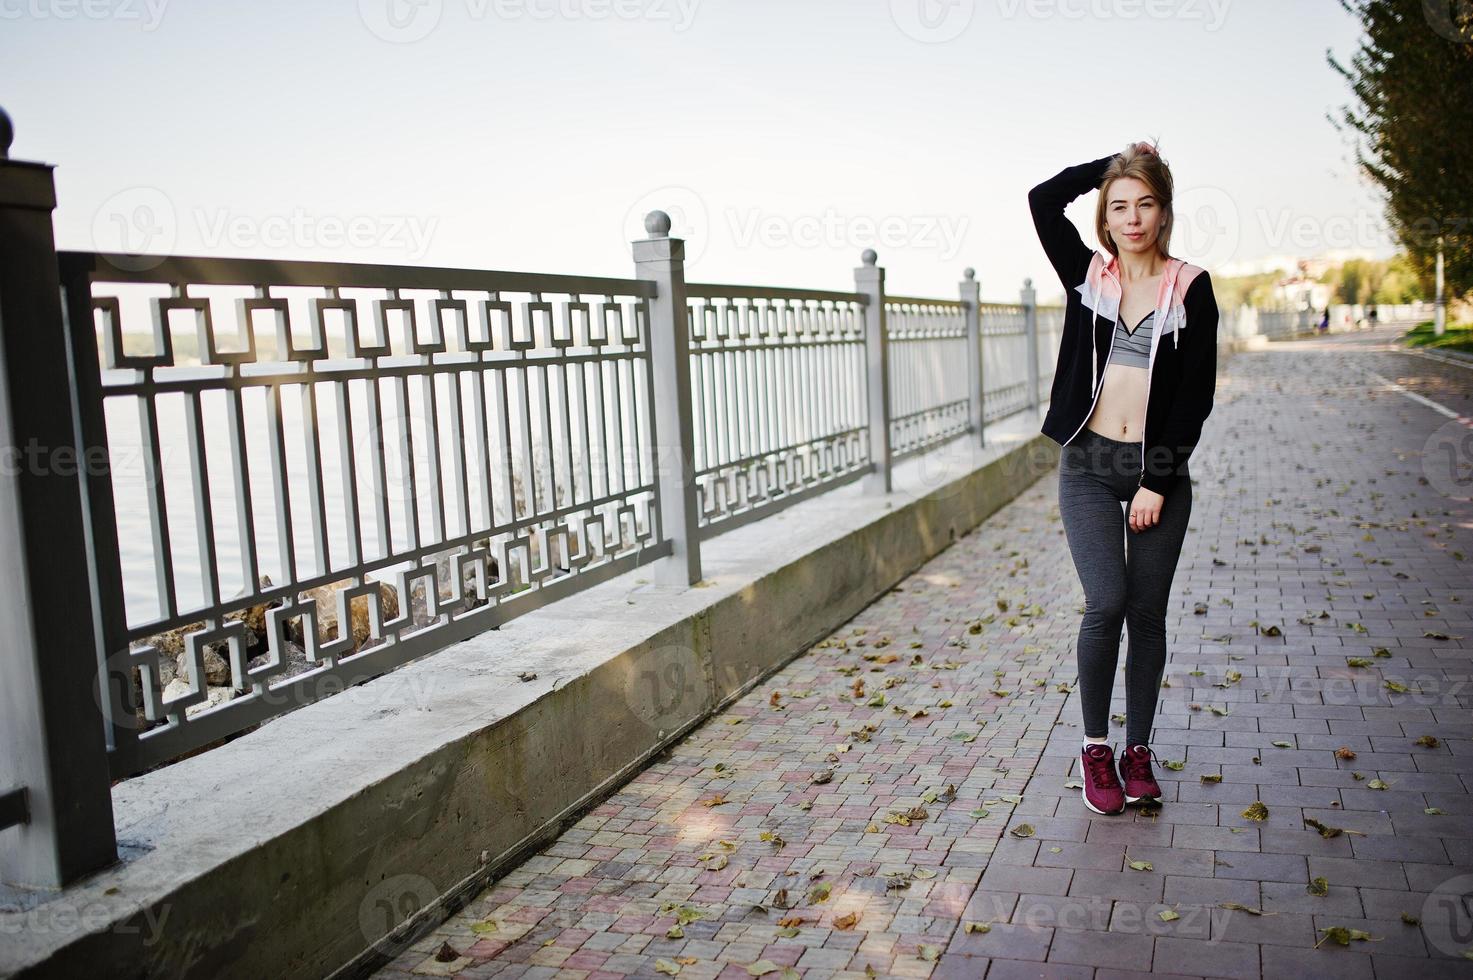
[
  {"left": 1335, "top": 258, "right": 1370, "bottom": 305},
  {"left": 1327, "top": 0, "right": 1473, "bottom": 317},
  {"left": 1374, "top": 253, "right": 1424, "bottom": 303}
]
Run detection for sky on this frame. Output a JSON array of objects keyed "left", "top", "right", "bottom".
[{"left": 0, "top": 0, "right": 1392, "bottom": 304}]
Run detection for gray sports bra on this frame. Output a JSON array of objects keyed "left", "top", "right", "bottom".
[{"left": 1107, "top": 309, "right": 1154, "bottom": 368}]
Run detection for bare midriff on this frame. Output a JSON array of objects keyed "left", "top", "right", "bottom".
[
  {"left": 1084, "top": 362, "right": 1148, "bottom": 441},
  {"left": 1084, "top": 281, "right": 1161, "bottom": 443}
]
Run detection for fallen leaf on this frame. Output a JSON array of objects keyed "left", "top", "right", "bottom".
[
  {"left": 1303, "top": 817, "right": 1343, "bottom": 839},
  {"left": 1219, "top": 902, "right": 1275, "bottom": 916},
  {"left": 1314, "top": 925, "right": 1379, "bottom": 948}
]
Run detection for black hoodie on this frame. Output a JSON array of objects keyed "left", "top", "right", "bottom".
[{"left": 1028, "top": 153, "right": 1220, "bottom": 496}]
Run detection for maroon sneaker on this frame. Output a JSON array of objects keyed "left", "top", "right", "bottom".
[
  {"left": 1079, "top": 742, "right": 1125, "bottom": 814},
  {"left": 1119, "top": 743, "right": 1163, "bottom": 803}
]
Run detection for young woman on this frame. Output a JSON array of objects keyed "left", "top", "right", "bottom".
[{"left": 1028, "top": 142, "right": 1219, "bottom": 815}]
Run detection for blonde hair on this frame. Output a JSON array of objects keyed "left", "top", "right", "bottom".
[{"left": 1094, "top": 138, "right": 1174, "bottom": 259}]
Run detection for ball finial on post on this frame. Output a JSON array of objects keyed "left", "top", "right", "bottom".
[
  {"left": 644, "top": 210, "right": 672, "bottom": 238},
  {"left": 861, "top": 248, "right": 877, "bottom": 267},
  {"left": 964, "top": 267, "right": 976, "bottom": 281}
]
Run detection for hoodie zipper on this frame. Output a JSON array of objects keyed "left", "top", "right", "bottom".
[
  {"left": 1061, "top": 301, "right": 1122, "bottom": 448},
  {"left": 1138, "top": 263, "right": 1183, "bottom": 489},
  {"left": 1137, "top": 320, "right": 1155, "bottom": 489}
]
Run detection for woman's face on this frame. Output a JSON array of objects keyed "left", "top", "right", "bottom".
[{"left": 1104, "top": 176, "right": 1163, "bottom": 257}]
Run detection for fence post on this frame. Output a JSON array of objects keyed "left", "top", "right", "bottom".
[
  {"left": 856, "top": 249, "right": 891, "bottom": 494},
  {"left": 960, "top": 267, "right": 984, "bottom": 447},
  {"left": 0, "top": 108, "right": 119, "bottom": 886},
  {"left": 1022, "top": 277, "right": 1039, "bottom": 414},
  {"left": 633, "top": 210, "right": 702, "bottom": 586}
]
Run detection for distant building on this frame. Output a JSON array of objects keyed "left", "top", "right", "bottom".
[{"left": 1272, "top": 275, "right": 1331, "bottom": 311}]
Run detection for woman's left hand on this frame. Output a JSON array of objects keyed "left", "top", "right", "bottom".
[{"left": 1129, "top": 487, "right": 1165, "bottom": 532}]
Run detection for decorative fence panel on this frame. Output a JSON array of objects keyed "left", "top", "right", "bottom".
[
  {"left": 684, "top": 286, "right": 871, "bottom": 538},
  {"left": 884, "top": 295, "right": 971, "bottom": 462},
  {"left": 1035, "top": 303, "right": 1066, "bottom": 405},
  {"left": 57, "top": 253, "right": 669, "bottom": 778},
  {"left": 981, "top": 300, "right": 1034, "bottom": 422}
]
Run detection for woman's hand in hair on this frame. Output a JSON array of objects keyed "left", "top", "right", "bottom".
[
  {"left": 1128, "top": 486, "right": 1165, "bottom": 532},
  {"left": 1130, "top": 141, "right": 1157, "bottom": 157}
]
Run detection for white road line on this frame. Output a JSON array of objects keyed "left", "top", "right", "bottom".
[{"left": 1361, "top": 363, "right": 1473, "bottom": 427}]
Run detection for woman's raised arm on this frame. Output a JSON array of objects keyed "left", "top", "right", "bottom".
[{"left": 1027, "top": 154, "right": 1116, "bottom": 288}]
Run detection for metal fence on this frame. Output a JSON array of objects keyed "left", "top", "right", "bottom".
[
  {"left": 682, "top": 283, "right": 871, "bottom": 536},
  {"left": 0, "top": 119, "right": 1058, "bottom": 888},
  {"left": 59, "top": 252, "right": 672, "bottom": 780}
]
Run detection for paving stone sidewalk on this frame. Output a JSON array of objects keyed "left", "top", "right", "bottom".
[{"left": 375, "top": 332, "right": 1473, "bottom": 980}]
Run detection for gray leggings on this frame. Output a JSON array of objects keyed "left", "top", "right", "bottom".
[{"left": 1058, "top": 427, "right": 1192, "bottom": 748}]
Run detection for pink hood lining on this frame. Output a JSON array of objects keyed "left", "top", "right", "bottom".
[{"left": 1080, "top": 252, "right": 1205, "bottom": 393}]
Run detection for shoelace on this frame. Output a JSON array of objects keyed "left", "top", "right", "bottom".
[
  {"left": 1083, "top": 747, "right": 1118, "bottom": 789},
  {"left": 1121, "top": 745, "right": 1160, "bottom": 782}
]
